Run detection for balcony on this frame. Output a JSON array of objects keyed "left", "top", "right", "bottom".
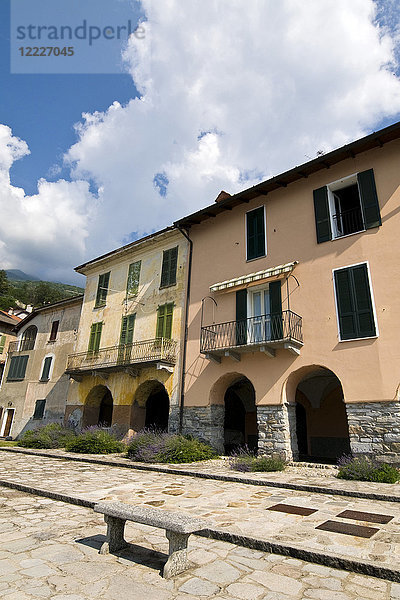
[
  {"left": 66, "top": 338, "right": 177, "bottom": 379},
  {"left": 200, "top": 311, "right": 303, "bottom": 362},
  {"left": 332, "top": 206, "right": 364, "bottom": 238}
]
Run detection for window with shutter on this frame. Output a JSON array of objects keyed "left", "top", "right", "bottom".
[
  {"left": 21, "top": 326, "right": 37, "bottom": 351},
  {"left": 160, "top": 247, "right": 178, "bottom": 288},
  {"left": 0, "top": 335, "right": 5, "bottom": 354},
  {"left": 334, "top": 263, "right": 376, "bottom": 340},
  {"left": 7, "top": 355, "right": 29, "bottom": 381},
  {"left": 88, "top": 322, "right": 103, "bottom": 353},
  {"left": 49, "top": 320, "right": 59, "bottom": 342},
  {"left": 156, "top": 303, "right": 174, "bottom": 339},
  {"left": 313, "top": 170, "right": 381, "bottom": 243},
  {"left": 246, "top": 207, "right": 266, "bottom": 260},
  {"left": 127, "top": 261, "right": 141, "bottom": 296},
  {"left": 120, "top": 314, "right": 136, "bottom": 345},
  {"left": 33, "top": 399, "right": 46, "bottom": 420},
  {"left": 95, "top": 272, "right": 110, "bottom": 307},
  {"left": 40, "top": 356, "right": 52, "bottom": 381}
]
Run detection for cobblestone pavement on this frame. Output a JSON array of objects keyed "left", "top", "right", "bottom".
[
  {"left": 1, "top": 451, "right": 400, "bottom": 572},
  {"left": 1, "top": 487, "right": 399, "bottom": 600}
]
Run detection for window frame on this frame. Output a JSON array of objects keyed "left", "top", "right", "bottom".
[
  {"left": 245, "top": 205, "right": 267, "bottom": 261},
  {"left": 156, "top": 303, "right": 174, "bottom": 339},
  {"left": 0, "top": 335, "right": 5, "bottom": 354},
  {"left": 33, "top": 399, "right": 46, "bottom": 420},
  {"left": 48, "top": 320, "right": 59, "bottom": 342},
  {"left": 95, "top": 272, "right": 110, "bottom": 308},
  {"left": 7, "top": 355, "right": 29, "bottom": 381},
  {"left": 332, "top": 261, "right": 379, "bottom": 342},
  {"left": 40, "top": 355, "right": 54, "bottom": 382},
  {"left": 126, "top": 261, "right": 141, "bottom": 297},
  {"left": 20, "top": 325, "right": 38, "bottom": 351},
  {"left": 88, "top": 322, "right": 103, "bottom": 354}
]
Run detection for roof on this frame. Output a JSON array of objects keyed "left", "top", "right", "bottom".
[
  {"left": 75, "top": 226, "right": 177, "bottom": 273},
  {"left": 14, "top": 295, "right": 84, "bottom": 331},
  {"left": 0, "top": 310, "right": 21, "bottom": 326},
  {"left": 175, "top": 120, "right": 400, "bottom": 228}
]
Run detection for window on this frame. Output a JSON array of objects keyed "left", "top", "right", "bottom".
[
  {"left": 7, "top": 355, "right": 29, "bottom": 381},
  {"left": 156, "top": 303, "right": 174, "bottom": 339},
  {"left": 160, "top": 247, "right": 178, "bottom": 288},
  {"left": 314, "top": 169, "right": 381, "bottom": 243},
  {"left": 33, "top": 399, "right": 46, "bottom": 420},
  {"left": 49, "top": 320, "right": 59, "bottom": 342},
  {"left": 20, "top": 326, "right": 37, "bottom": 351},
  {"left": 95, "top": 272, "right": 110, "bottom": 307},
  {"left": 88, "top": 322, "right": 103, "bottom": 353},
  {"left": 40, "top": 356, "right": 52, "bottom": 381},
  {"left": 126, "top": 261, "right": 141, "bottom": 296},
  {"left": 120, "top": 314, "right": 136, "bottom": 345},
  {"left": 246, "top": 207, "right": 266, "bottom": 260},
  {"left": 236, "top": 281, "right": 282, "bottom": 345},
  {"left": 0, "top": 335, "right": 5, "bottom": 354},
  {"left": 333, "top": 263, "right": 377, "bottom": 340}
]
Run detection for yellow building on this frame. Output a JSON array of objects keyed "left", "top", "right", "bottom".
[
  {"left": 175, "top": 120, "right": 400, "bottom": 463},
  {"left": 65, "top": 226, "right": 189, "bottom": 436}
]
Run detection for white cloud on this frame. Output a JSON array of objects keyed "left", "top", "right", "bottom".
[
  {"left": 0, "top": 125, "right": 93, "bottom": 282},
  {"left": 3, "top": 0, "right": 400, "bottom": 280}
]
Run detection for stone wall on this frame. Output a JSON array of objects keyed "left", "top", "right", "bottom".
[
  {"left": 346, "top": 401, "right": 400, "bottom": 464},
  {"left": 257, "top": 404, "right": 297, "bottom": 461},
  {"left": 182, "top": 405, "right": 225, "bottom": 453}
]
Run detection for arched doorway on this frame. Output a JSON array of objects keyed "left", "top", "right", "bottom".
[
  {"left": 132, "top": 380, "right": 170, "bottom": 432},
  {"left": 83, "top": 385, "right": 114, "bottom": 428},
  {"left": 294, "top": 367, "right": 350, "bottom": 462},
  {"left": 224, "top": 378, "right": 257, "bottom": 454}
]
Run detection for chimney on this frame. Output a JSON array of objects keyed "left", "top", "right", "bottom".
[{"left": 215, "top": 190, "right": 231, "bottom": 203}]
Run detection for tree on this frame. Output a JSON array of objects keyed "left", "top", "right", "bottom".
[{"left": 0, "top": 270, "right": 9, "bottom": 296}]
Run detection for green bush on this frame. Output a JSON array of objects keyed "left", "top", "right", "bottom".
[
  {"left": 17, "top": 423, "right": 76, "bottom": 449},
  {"left": 229, "top": 449, "right": 286, "bottom": 473},
  {"left": 337, "top": 455, "right": 400, "bottom": 483},
  {"left": 65, "top": 429, "right": 125, "bottom": 454},
  {"left": 127, "top": 430, "right": 218, "bottom": 463}
]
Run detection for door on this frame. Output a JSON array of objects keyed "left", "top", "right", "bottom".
[
  {"left": 2, "top": 409, "right": 14, "bottom": 437},
  {"left": 250, "top": 289, "right": 270, "bottom": 343}
]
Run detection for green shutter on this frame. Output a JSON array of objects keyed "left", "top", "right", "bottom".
[
  {"left": 0, "top": 335, "right": 5, "bottom": 354},
  {"left": 40, "top": 357, "right": 52, "bottom": 381},
  {"left": 120, "top": 314, "right": 135, "bottom": 345},
  {"left": 7, "top": 355, "right": 29, "bottom": 381},
  {"left": 95, "top": 272, "right": 110, "bottom": 307},
  {"left": 88, "top": 322, "right": 103, "bottom": 353},
  {"left": 127, "top": 261, "right": 141, "bottom": 296},
  {"left": 246, "top": 207, "right": 266, "bottom": 260},
  {"left": 33, "top": 399, "right": 46, "bottom": 420},
  {"left": 334, "top": 264, "right": 375, "bottom": 340},
  {"left": 236, "top": 289, "right": 247, "bottom": 345},
  {"left": 313, "top": 186, "right": 332, "bottom": 243},
  {"left": 160, "top": 247, "right": 178, "bottom": 287},
  {"left": 357, "top": 169, "right": 381, "bottom": 230},
  {"left": 156, "top": 304, "right": 174, "bottom": 338},
  {"left": 269, "top": 281, "right": 283, "bottom": 340}
]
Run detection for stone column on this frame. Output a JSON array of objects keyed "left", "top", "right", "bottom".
[
  {"left": 346, "top": 401, "right": 400, "bottom": 464},
  {"left": 257, "top": 404, "right": 295, "bottom": 461},
  {"left": 182, "top": 405, "right": 224, "bottom": 453}
]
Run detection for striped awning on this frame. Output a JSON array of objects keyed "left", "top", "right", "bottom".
[{"left": 210, "top": 261, "right": 298, "bottom": 293}]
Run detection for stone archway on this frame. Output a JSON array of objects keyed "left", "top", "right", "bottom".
[
  {"left": 285, "top": 366, "right": 350, "bottom": 463},
  {"left": 132, "top": 380, "right": 170, "bottom": 432},
  {"left": 82, "top": 385, "right": 113, "bottom": 428}
]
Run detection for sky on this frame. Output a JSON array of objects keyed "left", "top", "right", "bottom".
[{"left": 1, "top": 0, "right": 400, "bottom": 285}]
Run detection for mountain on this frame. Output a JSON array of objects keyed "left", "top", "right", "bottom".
[{"left": 5, "top": 269, "right": 40, "bottom": 282}]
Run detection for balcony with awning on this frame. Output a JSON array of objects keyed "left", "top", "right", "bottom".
[{"left": 66, "top": 338, "right": 177, "bottom": 380}]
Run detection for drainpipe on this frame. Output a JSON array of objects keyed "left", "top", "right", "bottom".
[{"left": 176, "top": 225, "right": 193, "bottom": 434}]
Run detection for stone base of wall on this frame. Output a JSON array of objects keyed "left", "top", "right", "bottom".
[
  {"left": 168, "top": 406, "right": 180, "bottom": 434},
  {"left": 182, "top": 405, "right": 225, "bottom": 453},
  {"left": 257, "top": 404, "right": 297, "bottom": 462},
  {"left": 346, "top": 401, "right": 400, "bottom": 464}
]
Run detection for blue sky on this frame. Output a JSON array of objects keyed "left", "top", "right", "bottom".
[{"left": 1, "top": 0, "right": 400, "bottom": 284}]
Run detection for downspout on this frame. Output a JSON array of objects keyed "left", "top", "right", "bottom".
[{"left": 176, "top": 225, "right": 193, "bottom": 434}]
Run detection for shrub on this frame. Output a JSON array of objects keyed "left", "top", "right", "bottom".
[
  {"left": 229, "top": 448, "right": 286, "bottom": 473},
  {"left": 127, "top": 430, "right": 218, "bottom": 463},
  {"left": 17, "top": 423, "right": 76, "bottom": 449},
  {"left": 65, "top": 429, "right": 125, "bottom": 454},
  {"left": 337, "top": 455, "right": 400, "bottom": 483}
]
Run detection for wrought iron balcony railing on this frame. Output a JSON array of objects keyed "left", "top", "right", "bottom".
[
  {"left": 200, "top": 311, "right": 302, "bottom": 354},
  {"left": 332, "top": 206, "right": 364, "bottom": 237},
  {"left": 66, "top": 338, "right": 177, "bottom": 374},
  {"left": 7, "top": 341, "right": 19, "bottom": 354}
]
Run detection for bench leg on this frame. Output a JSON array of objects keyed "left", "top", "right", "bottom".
[
  {"left": 163, "top": 531, "right": 190, "bottom": 579},
  {"left": 99, "top": 515, "right": 128, "bottom": 555}
]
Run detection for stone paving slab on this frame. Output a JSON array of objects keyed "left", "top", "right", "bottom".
[
  {"left": 2, "top": 445, "right": 400, "bottom": 502},
  {"left": 1, "top": 451, "right": 400, "bottom": 579},
  {"left": 0, "top": 487, "right": 398, "bottom": 599}
]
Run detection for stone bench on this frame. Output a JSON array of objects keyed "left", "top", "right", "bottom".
[{"left": 93, "top": 501, "right": 209, "bottom": 578}]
